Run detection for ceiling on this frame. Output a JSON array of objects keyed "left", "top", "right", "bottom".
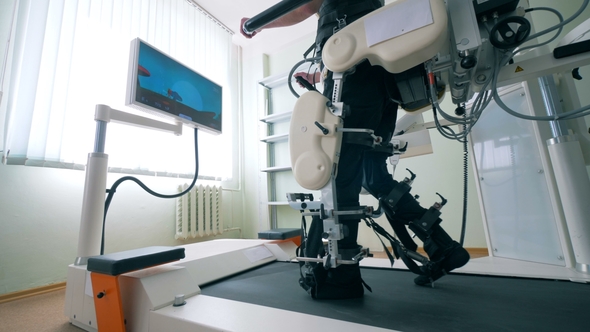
[{"left": 194, "top": 0, "right": 318, "bottom": 51}]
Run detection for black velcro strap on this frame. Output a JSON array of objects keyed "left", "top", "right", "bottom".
[
  {"left": 365, "top": 218, "right": 396, "bottom": 266},
  {"left": 303, "top": 216, "right": 325, "bottom": 260},
  {"left": 362, "top": 278, "right": 373, "bottom": 293},
  {"left": 390, "top": 219, "right": 418, "bottom": 252},
  {"left": 396, "top": 246, "right": 428, "bottom": 276},
  {"left": 380, "top": 198, "right": 418, "bottom": 251},
  {"left": 410, "top": 207, "right": 442, "bottom": 234},
  {"left": 381, "top": 182, "right": 411, "bottom": 211},
  {"left": 343, "top": 132, "right": 375, "bottom": 147},
  {"left": 371, "top": 142, "right": 395, "bottom": 156}
]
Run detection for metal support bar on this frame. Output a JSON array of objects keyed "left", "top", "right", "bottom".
[
  {"left": 538, "top": 75, "right": 569, "bottom": 138},
  {"left": 243, "top": 0, "right": 312, "bottom": 35},
  {"left": 94, "top": 121, "right": 108, "bottom": 153},
  {"left": 75, "top": 104, "right": 185, "bottom": 265},
  {"left": 539, "top": 77, "right": 590, "bottom": 274}
]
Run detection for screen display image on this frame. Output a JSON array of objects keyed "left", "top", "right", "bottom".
[{"left": 127, "top": 38, "right": 222, "bottom": 134}]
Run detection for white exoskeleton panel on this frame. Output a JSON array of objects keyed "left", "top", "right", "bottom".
[
  {"left": 321, "top": 0, "right": 449, "bottom": 74},
  {"left": 289, "top": 91, "right": 343, "bottom": 191}
]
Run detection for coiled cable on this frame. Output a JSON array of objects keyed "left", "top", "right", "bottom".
[
  {"left": 288, "top": 56, "right": 322, "bottom": 98},
  {"left": 100, "top": 128, "right": 200, "bottom": 254},
  {"left": 460, "top": 116, "right": 469, "bottom": 246}
]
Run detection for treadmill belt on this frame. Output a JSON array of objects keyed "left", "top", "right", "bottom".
[{"left": 200, "top": 261, "right": 589, "bottom": 332}]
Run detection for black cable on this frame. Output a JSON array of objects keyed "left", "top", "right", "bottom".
[
  {"left": 99, "top": 128, "right": 200, "bottom": 254},
  {"left": 288, "top": 56, "right": 322, "bottom": 98},
  {"left": 524, "top": 0, "right": 588, "bottom": 43}
]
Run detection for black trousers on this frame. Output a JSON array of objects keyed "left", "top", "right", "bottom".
[{"left": 322, "top": 60, "right": 408, "bottom": 249}]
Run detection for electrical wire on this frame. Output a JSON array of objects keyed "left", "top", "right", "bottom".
[
  {"left": 288, "top": 56, "right": 322, "bottom": 98},
  {"left": 431, "top": 0, "right": 590, "bottom": 141},
  {"left": 515, "top": 7, "right": 564, "bottom": 55},
  {"left": 429, "top": 2, "right": 588, "bottom": 245},
  {"left": 99, "top": 128, "right": 200, "bottom": 255},
  {"left": 428, "top": 61, "right": 493, "bottom": 142},
  {"left": 490, "top": 1, "right": 590, "bottom": 122},
  {"left": 526, "top": 0, "right": 589, "bottom": 42}
]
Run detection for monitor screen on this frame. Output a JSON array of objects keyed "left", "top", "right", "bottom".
[{"left": 126, "top": 38, "right": 222, "bottom": 134}]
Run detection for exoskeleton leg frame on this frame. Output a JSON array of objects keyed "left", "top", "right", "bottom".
[{"left": 288, "top": 69, "right": 383, "bottom": 269}]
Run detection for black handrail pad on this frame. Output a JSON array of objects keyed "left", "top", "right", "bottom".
[
  {"left": 554, "top": 39, "right": 590, "bottom": 59},
  {"left": 87, "top": 246, "right": 185, "bottom": 276},
  {"left": 258, "top": 228, "right": 302, "bottom": 240}
]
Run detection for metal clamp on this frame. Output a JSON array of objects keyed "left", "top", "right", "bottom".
[{"left": 333, "top": 15, "right": 347, "bottom": 34}]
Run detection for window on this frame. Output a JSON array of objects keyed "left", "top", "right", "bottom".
[{"left": 1, "top": 0, "right": 239, "bottom": 185}]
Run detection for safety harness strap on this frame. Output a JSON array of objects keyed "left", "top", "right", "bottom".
[
  {"left": 315, "top": 0, "right": 382, "bottom": 53},
  {"left": 363, "top": 217, "right": 428, "bottom": 276},
  {"left": 379, "top": 181, "right": 419, "bottom": 251},
  {"left": 298, "top": 215, "right": 322, "bottom": 294},
  {"left": 389, "top": 217, "right": 418, "bottom": 252}
]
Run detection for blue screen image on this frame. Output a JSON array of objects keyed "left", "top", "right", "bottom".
[{"left": 134, "top": 40, "right": 222, "bottom": 132}]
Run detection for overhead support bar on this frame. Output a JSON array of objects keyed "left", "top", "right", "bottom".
[{"left": 243, "top": 0, "right": 312, "bottom": 35}]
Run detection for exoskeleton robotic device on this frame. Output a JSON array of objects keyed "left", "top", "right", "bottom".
[{"left": 243, "top": 0, "right": 590, "bottom": 292}]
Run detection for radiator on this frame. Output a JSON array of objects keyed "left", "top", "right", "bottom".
[{"left": 176, "top": 184, "right": 223, "bottom": 239}]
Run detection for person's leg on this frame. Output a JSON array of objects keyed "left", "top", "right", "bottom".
[
  {"left": 412, "top": 225, "right": 470, "bottom": 286},
  {"left": 335, "top": 61, "right": 392, "bottom": 252},
  {"left": 360, "top": 67, "right": 469, "bottom": 285},
  {"left": 306, "top": 61, "right": 386, "bottom": 299},
  {"left": 362, "top": 151, "right": 470, "bottom": 285}
]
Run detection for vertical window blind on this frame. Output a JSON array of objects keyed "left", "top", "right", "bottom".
[{"left": 2, "top": 0, "right": 239, "bottom": 182}]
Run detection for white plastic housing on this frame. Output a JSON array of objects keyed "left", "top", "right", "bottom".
[
  {"left": 289, "top": 91, "right": 342, "bottom": 190},
  {"left": 76, "top": 152, "right": 108, "bottom": 260},
  {"left": 548, "top": 136, "right": 590, "bottom": 272},
  {"left": 322, "top": 0, "right": 448, "bottom": 74}
]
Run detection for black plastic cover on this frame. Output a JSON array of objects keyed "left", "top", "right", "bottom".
[
  {"left": 472, "top": 0, "right": 519, "bottom": 20},
  {"left": 258, "top": 228, "right": 302, "bottom": 240},
  {"left": 87, "top": 246, "right": 185, "bottom": 276}
]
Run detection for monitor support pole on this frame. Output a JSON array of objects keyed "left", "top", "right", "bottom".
[{"left": 74, "top": 104, "right": 182, "bottom": 265}]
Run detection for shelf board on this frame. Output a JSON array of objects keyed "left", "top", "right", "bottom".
[
  {"left": 261, "top": 165, "right": 292, "bottom": 173},
  {"left": 258, "top": 62, "right": 320, "bottom": 89},
  {"left": 260, "top": 133, "right": 288, "bottom": 143},
  {"left": 265, "top": 201, "right": 291, "bottom": 206},
  {"left": 259, "top": 73, "right": 287, "bottom": 89},
  {"left": 260, "top": 112, "right": 292, "bottom": 124}
]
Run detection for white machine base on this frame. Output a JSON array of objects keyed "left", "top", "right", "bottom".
[
  {"left": 455, "top": 256, "right": 590, "bottom": 283},
  {"left": 65, "top": 239, "right": 589, "bottom": 332},
  {"left": 65, "top": 239, "right": 400, "bottom": 332},
  {"left": 150, "top": 294, "right": 395, "bottom": 332}
]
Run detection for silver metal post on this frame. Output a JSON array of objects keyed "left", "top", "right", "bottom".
[
  {"left": 538, "top": 75, "right": 568, "bottom": 138},
  {"left": 94, "top": 120, "right": 108, "bottom": 153},
  {"left": 539, "top": 75, "right": 590, "bottom": 274}
]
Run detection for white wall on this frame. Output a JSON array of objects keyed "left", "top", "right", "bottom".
[{"left": 0, "top": 164, "right": 244, "bottom": 295}]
